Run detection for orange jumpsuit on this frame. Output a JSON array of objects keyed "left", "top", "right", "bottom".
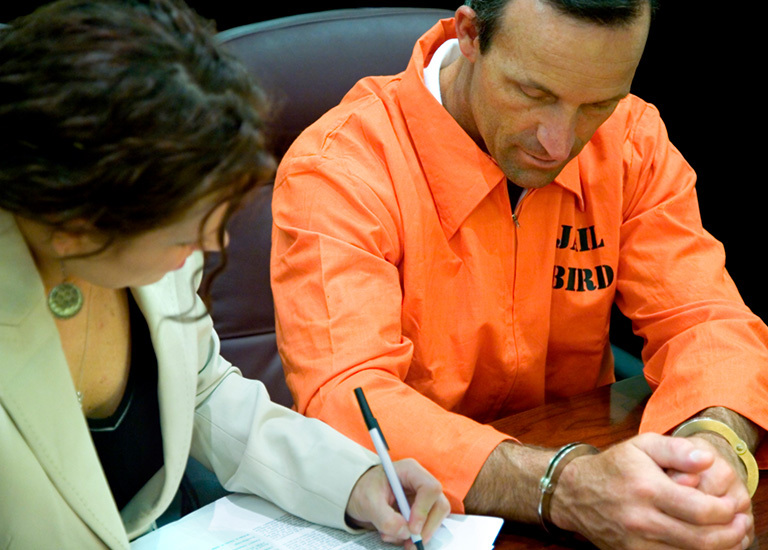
[{"left": 271, "top": 19, "right": 768, "bottom": 510}]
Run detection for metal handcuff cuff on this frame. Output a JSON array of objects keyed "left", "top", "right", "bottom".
[
  {"left": 537, "top": 442, "right": 600, "bottom": 534},
  {"left": 672, "top": 417, "right": 759, "bottom": 497}
]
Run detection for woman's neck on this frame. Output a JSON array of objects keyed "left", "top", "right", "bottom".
[{"left": 13, "top": 215, "right": 63, "bottom": 284}]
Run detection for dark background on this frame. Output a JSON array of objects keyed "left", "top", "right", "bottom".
[{"left": 3, "top": 2, "right": 761, "bottom": 353}]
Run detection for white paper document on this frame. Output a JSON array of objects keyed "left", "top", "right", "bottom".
[{"left": 131, "top": 493, "right": 503, "bottom": 550}]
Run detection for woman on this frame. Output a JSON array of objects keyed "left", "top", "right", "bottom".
[{"left": 0, "top": 0, "right": 449, "bottom": 548}]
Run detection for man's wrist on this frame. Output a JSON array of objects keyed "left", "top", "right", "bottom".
[
  {"left": 672, "top": 417, "right": 758, "bottom": 496},
  {"left": 465, "top": 441, "right": 570, "bottom": 525},
  {"left": 537, "top": 443, "right": 599, "bottom": 534},
  {"left": 694, "top": 407, "right": 762, "bottom": 453}
]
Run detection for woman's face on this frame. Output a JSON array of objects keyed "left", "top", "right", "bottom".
[{"left": 63, "top": 200, "right": 229, "bottom": 289}]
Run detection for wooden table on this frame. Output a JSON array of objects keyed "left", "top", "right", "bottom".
[{"left": 488, "top": 376, "right": 768, "bottom": 549}]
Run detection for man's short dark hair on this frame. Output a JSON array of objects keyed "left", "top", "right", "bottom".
[{"left": 465, "top": 0, "right": 659, "bottom": 53}]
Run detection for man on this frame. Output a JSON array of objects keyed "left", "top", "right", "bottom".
[{"left": 271, "top": 0, "right": 768, "bottom": 547}]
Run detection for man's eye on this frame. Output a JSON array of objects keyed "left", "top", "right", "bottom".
[
  {"left": 585, "top": 101, "right": 617, "bottom": 113},
  {"left": 519, "top": 84, "right": 547, "bottom": 100}
]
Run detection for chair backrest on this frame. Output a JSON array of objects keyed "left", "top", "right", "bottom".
[
  {"left": 203, "top": 8, "right": 454, "bottom": 407},
  {"left": 216, "top": 7, "right": 455, "bottom": 157}
]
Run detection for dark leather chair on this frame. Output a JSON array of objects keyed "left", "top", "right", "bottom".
[
  {"left": 202, "top": 8, "right": 455, "bottom": 408},
  {"left": 175, "top": 8, "right": 456, "bottom": 518}
]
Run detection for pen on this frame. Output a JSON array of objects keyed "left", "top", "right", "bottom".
[{"left": 354, "top": 387, "right": 425, "bottom": 550}]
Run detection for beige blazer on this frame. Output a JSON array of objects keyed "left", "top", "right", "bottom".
[{"left": 0, "top": 210, "right": 377, "bottom": 549}]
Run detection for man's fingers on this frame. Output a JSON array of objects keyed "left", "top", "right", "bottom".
[
  {"left": 655, "top": 478, "right": 740, "bottom": 525},
  {"left": 666, "top": 512, "right": 752, "bottom": 550},
  {"left": 622, "top": 511, "right": 751, "bottom": 550},
  {"left": 667, "top": 469, "right": 701, "bottom": 487},
  {"left": 632, "top": 432, "right": 715, "bottom": 473}
]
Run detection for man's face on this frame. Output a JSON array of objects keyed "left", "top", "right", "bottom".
[{"left": 462, "top": 0, "right": 650, "bottom": 188}]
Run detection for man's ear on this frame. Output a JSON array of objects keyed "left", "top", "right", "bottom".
[{"left": 455, "top": 5, "right": 482, "bottom": 63}]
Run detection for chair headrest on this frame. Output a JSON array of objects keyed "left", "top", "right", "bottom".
[{"left": 217, "top": 7, "right": 454, "bottom": 156}]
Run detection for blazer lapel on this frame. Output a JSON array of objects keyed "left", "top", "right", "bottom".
[
  {"left": 121, "top": 270, "right": 198, "bottom": 536},
  {"left": 0, "top": 212, "right": 128, "bottom": 548}
]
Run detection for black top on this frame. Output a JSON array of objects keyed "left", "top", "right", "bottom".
[
  {"left": 88, "top": 293, "right": 164, "bottom": 511},
  {"left": 507, "top": 179, "right": 524, "bottom": 211}
]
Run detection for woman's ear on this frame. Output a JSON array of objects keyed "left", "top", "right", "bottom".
[
  {"left": 50, "top": 230, "right": 83, "bottom": 257},
  {"left": 50, "top": 222, "right": 103, "bottom": 258}
]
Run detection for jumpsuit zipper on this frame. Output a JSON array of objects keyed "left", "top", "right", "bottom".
[{"left": 497, "top": 187, "right": 532, "bottom": 412}]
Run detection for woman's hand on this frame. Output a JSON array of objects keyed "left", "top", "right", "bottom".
[{"left": 346, "top": 458, "right": 450, "bottom": 548}]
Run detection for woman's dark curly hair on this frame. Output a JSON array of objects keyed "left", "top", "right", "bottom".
[{"left": 0, "top": 0, "right": 275, "bottom": 299}]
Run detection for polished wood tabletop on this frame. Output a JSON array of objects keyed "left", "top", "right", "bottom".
[{"left": 488, "top": 376, "right": 768, "bottom": 549}]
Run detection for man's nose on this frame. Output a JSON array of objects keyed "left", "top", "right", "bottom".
[{"left": 536, "top": 108, "right": 578, "bottom": 162}]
